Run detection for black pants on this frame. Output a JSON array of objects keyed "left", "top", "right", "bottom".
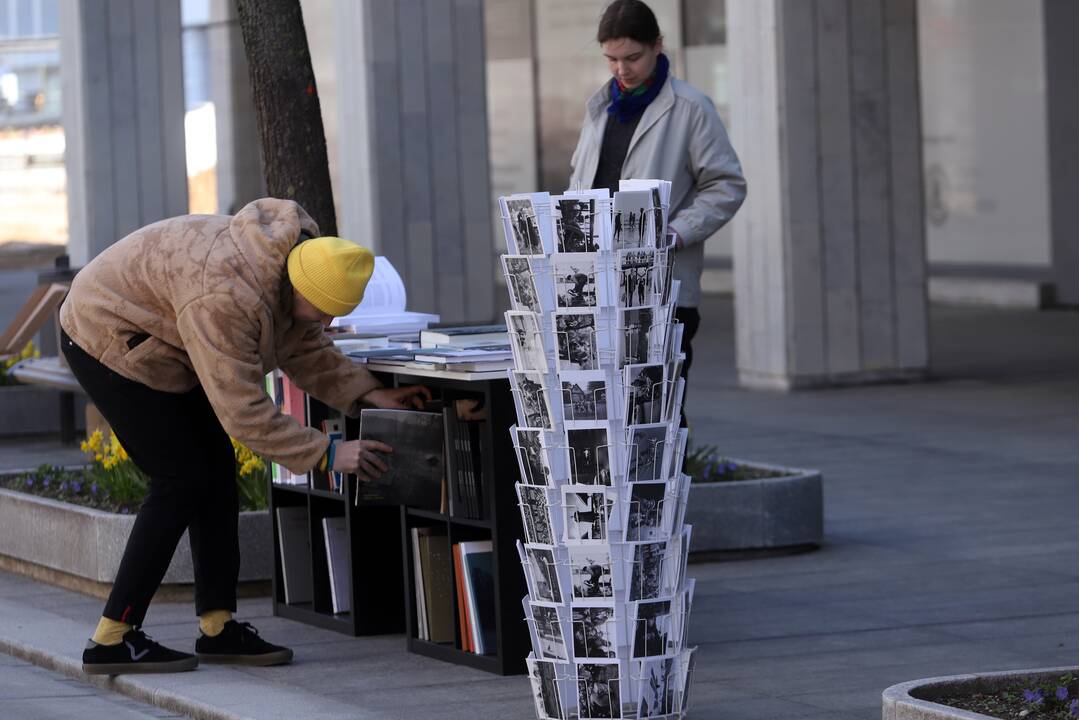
[
  {"left": 674, "top": 307, "right": 700, "bottom": 428},
  {"left": 61, "top": 330, "right": 239, "bottom": 626}
]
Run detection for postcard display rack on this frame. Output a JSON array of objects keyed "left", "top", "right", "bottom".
[{"left": 500, "top": 180, "right": 699, "bottom": 720}]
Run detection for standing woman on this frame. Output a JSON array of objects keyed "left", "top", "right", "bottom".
[{"left": 570, "top": 0, "right": 747, "bottom": 398}]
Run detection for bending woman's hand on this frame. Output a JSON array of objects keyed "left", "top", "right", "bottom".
[
  {"left": 332, "top": 439, "right": 392, "bottom": 483},
  {"left": 362, "top": 385, "right": 433, "bottom": 410}
]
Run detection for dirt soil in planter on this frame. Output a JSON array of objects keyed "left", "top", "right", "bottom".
[{"left": 936, "top": 674, "right": 1079, "bottom": 720}]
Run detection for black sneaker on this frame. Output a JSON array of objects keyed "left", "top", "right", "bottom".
[
  {"left": 195, "top": 620, "right": 293, "bottom": 666},
  {"left": 83, "top": 627, "right": 198, "bottom": 675}
]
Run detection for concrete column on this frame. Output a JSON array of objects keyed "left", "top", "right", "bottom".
[
  {"left": 1044, "top": 0, "right": 1079, "bottom": 306},
  {"left": 308, "top": 0, "right": 495, "bottom": 324},
  {"left": 207, "top": 0, "right": 265, "bottom": 215},
  {"left": 60, "top": 0, "right": 188, "bottom": 266},
  {"left": 728, "top": 0, "right": 928, "bottom": 390}
]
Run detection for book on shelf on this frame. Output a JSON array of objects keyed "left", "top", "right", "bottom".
[
  {"left": 458, "top": 540, "right": 496, "bottom": 655},
  {"left": 276, "top": 507, "right": 312, "bottom": 605},
  {"left": 444, "top": 409, "right": 485, "bottom": 520},
  {"left": 320, "top": 415, "right": 345, "bottom": 492},
  {"left": 419, "top": 324, "right": 508, "bottom": 348},
  {"left": 322, "top": 516, "right": 351, "bottom": 614},
  {"left": 415, "top": 528, "right": 455, "bottom": 644},
  {"left": 452, "top": 543, "right": 473, "bottom": 652},
  {"left": 356, "top": 410, "right": 444, "bottom": 510},
  {"left": 411, "top": 527, "right": 429, "bottom": 640}
]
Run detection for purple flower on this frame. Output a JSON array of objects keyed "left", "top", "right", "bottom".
[
  {"left": 1024, "top": 689, "right": 1044, "bottom": 705},
  {"left": 1068, "top": 698, "right": 1078, "bottom": 716},
  {"left": 90, "top": 482, "right": 99, "bottom": 495},
  {"left": 1057, "top": 687, "right": 1069, "bottom": 702},
  {"left": 24, "top": 477, "right": 34, "bottom": 487},
  {"left": 59, "top": 481, "right": 68, "bottom": 492},
  {"left": 71, "top": 481, "right": 82, "bottom": 493},
  {"left": 42, "top": 477, "right": 50, "bottom": 488}
]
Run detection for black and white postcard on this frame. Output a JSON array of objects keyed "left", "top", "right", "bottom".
[
  {"left": 629, "top": 540, "right": 668, "bottom": 602},
  {"left": 624, "top": 363, "right": 665, "bottom": 426},
  {"left": 578, "top": 661, "right": 622, "bottom": 719},
  {"left": 626, "top": 481, "right": 668, "bottom": 542},
  {"left": 613, "top": 189, "right": 653, "bottom": 250},
  {"left": 632, "top": 599, "right": 673, "bottom": 658},
  {"left": 519, "top": 484, "right": 556, "bottom": 546},
  {"left": 569, "top": 545, "right": 614, "bottom": 600},
  {"left": 678, "top": 646, "right": 698, "bottom": 715},
  {"left": 523, "top": 543, "right": 563, "bottom": 603},
  {"left": 530, "top": 602, "right": 569, "bottom": 661},
  {"left": 513, "top": 426, "right": 551, "bottom": 486},
  {"left": 511, "top": 371, "right": 554, "bottom": 430},
  {"left": 554, "top": 253, "right": 597, "bottom": 308},
  {"left": 553, "top": 197, "right": 599, "bottom": 253},
  {"left": 572, "top": 605, "right": 618, "bottom": 659},
  {"left": 561, "top": 371, "right": 609, "bottom": 424},
  {"left": 562, "top": 486, "right": 614, "bottom": 543},
  {"left": 620, "top": 306, "right": 656, "bottom": 366},
  {"left": 527, "top": 656, "right": 566, "bottom": 720},
  {"left": 504, "top": 196, "right": 546, "bottom": 255},
  {"left": 503, "top": 255, "right": 541, "bottom": 312},
  {"left": 637, "top": 656, "right": 676, "bottom": 718},
  {"left": 618, "top": 249, "right": 656, "bottom": 307},
  {"left": 555, "top": 309, "right": 601, "bottom": 371},
  {"left": 626, "top": 423, "right": 669, "bottom": 483},
  {"left": 567, "top": 426, "right": 612, "bottom": 486},
  {"left": 507, "top": 310, "right": 548, "bottom": 372}
]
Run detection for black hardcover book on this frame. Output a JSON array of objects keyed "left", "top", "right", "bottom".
[{"left": 356, "top": 410, "right": 445, "bottom": 511}]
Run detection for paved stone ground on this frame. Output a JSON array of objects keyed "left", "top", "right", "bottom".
[{"left": 1, "top": 296, "right": 1078, "bottom": 719}]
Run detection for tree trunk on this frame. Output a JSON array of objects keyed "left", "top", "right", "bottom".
[{"left": 235, "top": 0, "right": 337, "bottom": 236}]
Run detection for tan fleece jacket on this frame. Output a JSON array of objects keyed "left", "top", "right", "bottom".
[{"left": 59, "top": 198, "right": 382, "bottom": 474}]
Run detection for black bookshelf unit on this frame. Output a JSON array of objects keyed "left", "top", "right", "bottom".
[{"left": 268, "top": 367, "right": 529, "bottom": 675}]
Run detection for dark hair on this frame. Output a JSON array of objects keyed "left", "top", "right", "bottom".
[{"left": 597, "top": 0, "right": 662, "bottom": 45}]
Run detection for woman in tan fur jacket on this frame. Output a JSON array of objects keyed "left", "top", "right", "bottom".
[{"left": 60, "top": 198, "right": 429, "bottom": 674}]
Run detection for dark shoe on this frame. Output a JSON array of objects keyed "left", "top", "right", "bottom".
[
  {"left": 83, "top": 627, "right": 198, "bottom": 675},
  {"left": 196, "top": 620, "right": 293, "bottom": 666}
]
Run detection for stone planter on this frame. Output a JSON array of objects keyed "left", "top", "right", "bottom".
[
  {"left": 0, "top": 384, "right": 85, "bottom": 438},
  {"left": 0, "top": 488, "right": 270, "bottom": 588},
  {"left": 684, "top": 458, "right": 822, "bottom": 553},
  {"left": 883, "top": 666, "right": 1079, "bottom": 720}
]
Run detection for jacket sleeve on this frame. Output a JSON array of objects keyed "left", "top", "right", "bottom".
[
  {"left": 175, "top": 294, "right": 329, "bottom": 475},
  {"left": 667, "top": 99, "right": 747, "bottom": 247},
  {"left": 277, "top": 322, "right": 383, "bottom": 418}
]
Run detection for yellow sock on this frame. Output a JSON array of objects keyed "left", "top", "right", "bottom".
[
  {"left": 91, "top": 616, "right": 132, "bottom": 646},
  {"left": 199, "top": 609, "right": 232, "bottom": 637}
]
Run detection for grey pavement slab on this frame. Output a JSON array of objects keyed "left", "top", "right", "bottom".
[{"left": 0, "top": 297, "right": 1077, "bottom": 719}]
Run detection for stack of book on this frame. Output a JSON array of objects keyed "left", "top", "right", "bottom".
[
  {"left": 334, "top": 323, "right": 514, "bottom": 373},
  {"left": 411, "top": 532, "right": 497, "bottom": 655},
  {"left": 499, "top": 181, "right": 700, "bottom": 719}
]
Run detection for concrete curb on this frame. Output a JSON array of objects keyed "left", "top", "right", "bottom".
[{"left": 882, "top": 666, "right": 1079, "bottom": 720}]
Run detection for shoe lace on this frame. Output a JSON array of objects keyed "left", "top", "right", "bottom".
[
  {"left": 235, "top": 621, "right": 260, "bottom": 637},
  {"left": 129, "top": 626, "right": 163, "bottom": 650}
]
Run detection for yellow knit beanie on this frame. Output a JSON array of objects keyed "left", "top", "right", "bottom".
[{"left": 287, "top": 236, "right": 374, "bottom": 317}]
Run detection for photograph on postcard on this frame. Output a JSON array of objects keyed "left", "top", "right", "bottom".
[
  {"left": 503, "top": 255, "right": 541, "bottom": 312},
  {"left": 555, "top": 310, "right": 599, "bottom": 371},
  {"left": 567, "top": 427, "right": 611, "bottom": 486},
  {"left": 525, "top": 545, "right": 563, "bottom": 603},
  {"left": 511, "top": 371, "right": 554, "bottom": 430},
  {"left": 569, "top": 545, "right": 614, "bottom": 599},
  {"left": 618, "top": 250, "right": 655, "bottom": 307},
  {"left": 513, "top": 427, "right": 551, "bottom": 486},
  {"left": 554, "top": 197, "right": 599, "bottom": 253},
  {"left": 627, "top": 424, "right": 668, "bottom": 483},
  {"left": 624, "top": 363, "right": 665, "bottom": 426},
  {"left": 527, "top": 657, "right": 566, "bottom": 720},
  {"left": 578, "top": 662, "right": 622, "bottom": 719},
  {"left": 626, "top": 481, "right": 667, "bottom": 542},
  {"left": 531, "top": 602, "right": 569, "bottom": 661},
  {"left": 506, "top": 197, "right": 544, "bottom": 255},
  {"left": 563, "top": 486, "right": 614, "bottom": 542},
  {"left": 554, "top": 254, "right": 597, "bottom": 308},
  {"left": 613, "top": 190, "right": 653, "bottom": 250},
  {"left": 621, "top": 307, "right": 655, "bottom": 366},
  {"left": 572, "top": 605, "right": 618, "bottom": 659},
  {"left": 519, "top": 484, "right": 556, "bottom": 545},
  {"left": 638, "top": 656, "right": 676, "bottom": 718},
  {"left": 629, "top": 541, "right": 668, "bottom": 601},
  {"left": 561, "top": 372, "right": 609, "bottom": 423},
  {"left": 679, "top": 647, "right": 698, "bottom": 715},
  {"left": 508, "top": 311, "right": 548, "bottom": 372},
  {"left": 632, "top": 600, "right": 673, "bottom": 658}
]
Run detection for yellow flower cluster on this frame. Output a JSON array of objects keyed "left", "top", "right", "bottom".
[
  {"left": 80, "top": 428, "right": 130, "bottom": 470},
  {"left": 232, "top": 438, "right": 265, "bottom": 479},
  {"left": 2, "top": 340, "right": 41, "bottom": 375}
]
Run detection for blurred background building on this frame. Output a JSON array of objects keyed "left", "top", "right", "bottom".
[{"left": 2, "top": 0, "right": 1076, "bottom": 389}]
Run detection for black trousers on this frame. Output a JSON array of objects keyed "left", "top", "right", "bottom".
[
  {"left": 674, "top": 307, "right": 700, "bottom": 428},
  {"left": 61, "top": 330, "right": 239, "bottom": 626}
]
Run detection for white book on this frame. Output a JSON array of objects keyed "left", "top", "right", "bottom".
[
  {"left": 411, "top": 527, "right": 428, "bottom": 640},
  {"left": 322, "top": 517, "right": 351, "bottom": 614}
]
